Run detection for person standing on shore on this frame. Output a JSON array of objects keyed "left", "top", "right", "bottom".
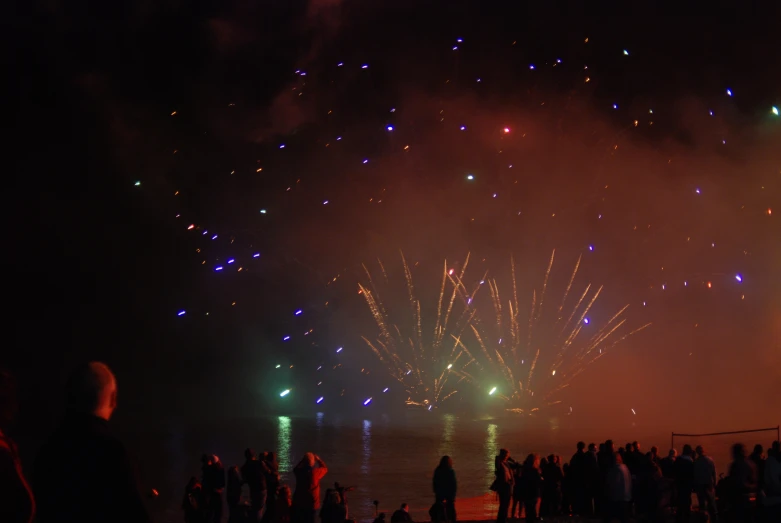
[
  {"left": 227, "top": 465, "right": 244, "bottom": 523},
  {"left": 0, "top": 369, "right": 35, "bottom": 523},
  {"left": 763, "top": 441, "right": 781, "bottom": 522},
  {"left": 597, "top": 441, "right": 616, "bottom": 518},
  {"left": 202, "top": 454, "right": 226, "bottom": 523},
  {"left": 604, "top": 453, "right": 632, "bottom": 523},
  {"left": 518, "top": 454, "right": 543, "bottom": 522},
  {"left": 273, "top": 485, "right": 293, "bottom": 523},
  {"left": 391, "top": 503, "right": 412, "bottom": 523},
  {"left": 293, "top": 452, "right": 327, "bottom": 523},
  {"left": 33, "top": 362, "right": 151, "bottom": 523},
  {"left": 727, "top": 443, "right": 757, "bottom": 523},
  {"left": 319, "top": 489, "right": 347, "bottom": 523},
  {"left": 433, "top": 455, "right": 457, "bottom": 523},
  {"left": 242, "top": 448, "right": 269, "bottom": 521},
  {"left": 693, "top": 445, "right": 718, "bottom": 522},
  {"left": 750, "top": 444, "right": 766, "bottom": 494},
  {"left": 660, "top": 449, "right": 677, "bottom": 479},
  {"left": 182, "top": 476, "right": 204, "bottom": 523},
  {"left": 264, "top": 452, "right": 281, "bottom": 523},
  {"left": 674, "top": 444, "right": 695, "bottom": 523},
  {"left": 493, "top": 448, "right": 514, "bottom": 523},
  {"left": 569, "top": 441, "right": 589, "bottom": 517}
]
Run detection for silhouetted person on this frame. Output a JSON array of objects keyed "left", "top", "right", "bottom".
[
  {"left": 674, "top": 444, "right": 695, "bottom": 522},
  {"left": 293, "top": 453, "right": 327, "bottom": 523},
  {"left": 597, "top": 441, "right": 616, "bottom": 517},
  {"left": 727, "top": 443, "right": 756, "bottom": 523},
  {"left": 763, "top": 442, "right": 781, "bottom": 522},
  {"left": 202, "top": 454, "right": 226, "bottom": 523},
  {"left": 228, "top": 465, "right": 244, "bottom": 523},
  {"left": 646, "top": 459, "right": 666, "bottom": 523},
  {"left": 623, "top": 443, "right": 634, "bottom": 473},
  {"left": 650, "top": 446, "right": 661, "bottom": 466},
  {"left": 0, "top": 369, "right": 35, "bottom": 523},
  {"left": 693, "top": 445, "right": 718, "bottom": 523},
  {"left": 494, "top": 449, "right": 514, "bottom": 523},
  {"left": 333, "top": 482, "right": 353, "bottom": 521},
  {"left": 433, "top": 455, "right": 457, "bottom": 523},
  {"left": 542, "top": 454, "right": 563, "bottom": 517},
  {"left": 570, "top": 441, "right": 590, "bottom": 516},
  {"left": 518, "top": 454, "right": 542, "bottom": 522},
  {"left": 34, "top": 362, "right": 151, "bottom": 523},
  {"left": 273, "top": 485, "right": 293, "bottom": 523},
  {"left": 319, "top": 490, "right": 346, "bottom": 523},
  {"left": 661, "top": 449, "right": 677, "bottom": 479},
  {"left": 630, "top": 441, "right": 650, "bottom": 515},
  {"left": 604, "top": 453, "right": 631, "bottom": 523},
  {"left": 391, "top": 503, "right": 412, "bottom": 523},
  {"left": 586, "top": 443, "right": 600, "bottom": 516},
  {"left": 511, "top": 461, "right": 523, "bottom": 518},
  {"left": 632, "top": 442, "right": 644, "bottom": 473},
  {"left": 561, "top": 462, "right": 573, "bottom": 515},
  {"left": 243, "top": 448, "right": 269, "bottom": 521},
  {"left": 182, "top": 476, "right": 205, "bottom": 523},
  {"left": 263, "top": 452, "right": 281, "bottom": 523},
  {"left": 750, "top": 444, "right": 765, "bottom": 493}
]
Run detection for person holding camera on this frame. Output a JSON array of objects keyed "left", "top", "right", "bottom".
[{"left": 293, "top": 453, "right": 328, "bottom": 523}]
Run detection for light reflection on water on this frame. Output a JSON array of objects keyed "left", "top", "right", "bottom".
[
  {"left": 438, "top": 414, "right": 455, "bottom": 457},
  {"left": 315, "top": 412, "right": 324, "bottom": 448},
  {"left": 484, "top": 423, "right": 498, "bottom": 482},
  {"left": 362, "top": 419, "right": 372, "bottom": 474},
  {"left": 277, "top": 416, "right": 292, "bottom": 473}
]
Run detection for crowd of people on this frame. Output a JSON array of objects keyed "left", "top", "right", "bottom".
[
  {"left": 183, "top": 447, "right": 341, "bottom": 523},
  {"left": 0, "top": 362, "right": 407, "bottom": 523},
  {"left": 487, "top": 439, "right": 781, "bottom": 523},
  {"left": 1, "top": 363, "right": 780, "bottom": 523}
]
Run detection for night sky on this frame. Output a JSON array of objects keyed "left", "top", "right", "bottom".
[{"left": 6, "top": 1, "right": 780, "bottom": 435}]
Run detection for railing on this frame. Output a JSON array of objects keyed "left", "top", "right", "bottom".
[{"left": 671, "top": 425, "right": 780, "bottom": 450}]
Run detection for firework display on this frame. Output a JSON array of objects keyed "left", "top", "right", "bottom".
[
  {"left": 358, "top": 250, "right": 652, "bottom": 414},
  {"left": 359, "top": 253, "right": 483, "bottom": 408},
  {"left": 73, "top": 7, "right": 777, "bottom": 414},
  {"left": 465, "top": 251, "right": 650, "bottom": 414}
]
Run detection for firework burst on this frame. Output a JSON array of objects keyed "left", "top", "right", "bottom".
[
  {"left": 359, "top": 252, "right": 483, "bottom": 409},
  {"left": 466, "top": 250, "right": 651, "bottom": 414}
]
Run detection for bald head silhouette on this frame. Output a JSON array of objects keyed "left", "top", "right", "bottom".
[{"left": 65, "top": 362, "right": 117, "bottom": 421}]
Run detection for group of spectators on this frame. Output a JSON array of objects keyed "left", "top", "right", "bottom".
[
  {"left": 2, "top": 363, "right": 780, "bottom": 523},
  {"left": 182, "top": 449, "right": 287, "bottom": 523},
  {"left": 488, "top": 439, "right": 781, "bottom": 523}
]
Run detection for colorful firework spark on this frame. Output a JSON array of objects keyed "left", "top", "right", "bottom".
[
  {"left": 359, "top": 252, "right": 483, "bottom": 408},
  {"left": 462, "top": 250, "right": 651, "bottom": 414}
]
